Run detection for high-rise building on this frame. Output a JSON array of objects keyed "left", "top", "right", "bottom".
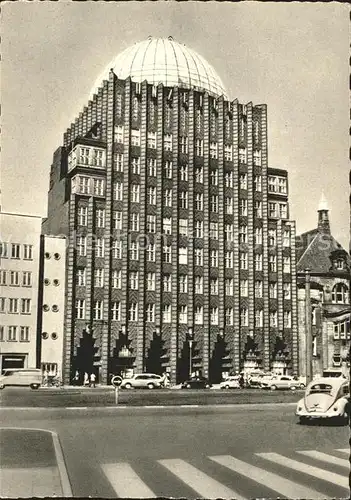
[{"left": 42, "top": 37, "right": 298, "bottom": 384}]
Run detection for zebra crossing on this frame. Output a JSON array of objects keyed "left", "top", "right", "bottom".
[{"left": 101, "top": 448, "right": 350, "bottom": 499}]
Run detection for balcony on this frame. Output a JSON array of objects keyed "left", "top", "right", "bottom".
[{"left": 68, "top": 144, "right": 106, "bottom": 172}]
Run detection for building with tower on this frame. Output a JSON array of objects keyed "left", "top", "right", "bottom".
[{"left": 42, "top": 36, "right": 298, "bottom": 385}]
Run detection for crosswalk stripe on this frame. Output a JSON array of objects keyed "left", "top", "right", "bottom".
[
  {"left": 158, "top": 458, "right": 246, "bottom": 500},
  {"left": 335, "top": 448, "right": 350, "bottom": 455},
  {"left": 209, "top": 455, "right": 325, "bottom": 500},
  {"left": 297, "top": 450, "right": 350, "bottom": 468},
  {"left": 257, "top": 452, "right": 349, "bottom": 490},
  {"left": 101, "top": 463, "right": 156, "bottom": 498}
]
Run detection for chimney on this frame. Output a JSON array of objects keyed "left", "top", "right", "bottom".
[{"left": 317, "top": 192, "right": 330, "bottom": 234}]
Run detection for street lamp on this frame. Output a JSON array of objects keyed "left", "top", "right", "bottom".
[
  {"left": 305, "top": 268, "right": 313, "bottom": 385},
  {"left": 188, "top": 327, "right": 193, "bottom": 378}
]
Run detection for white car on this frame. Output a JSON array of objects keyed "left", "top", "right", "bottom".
[
  {"left": 219, "top": 376, "right": 241, "bottom": 389},
  {"left": 259, "top": 375, "right": 298, "bottom": 391},
  {"left": 0, "top": 369, "right": 42, "bottom": 390},
  {"left": 120, "top": 373, "right": 163, "bottom": 390},
  {"left": 296, "top": 377, "right": 350, "bottom": 424}
]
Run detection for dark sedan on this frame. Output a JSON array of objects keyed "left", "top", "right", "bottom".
[{"left": 181, "top": 377, "right": 211, "bottom": 389}]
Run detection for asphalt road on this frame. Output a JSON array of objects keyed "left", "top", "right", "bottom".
[{"left": 0, "top": 404, "right": 349, "bottom": 498}]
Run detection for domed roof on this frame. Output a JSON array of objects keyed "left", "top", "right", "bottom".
[{"left": 93, "top": 36, "right": 227, "bottom": 98}]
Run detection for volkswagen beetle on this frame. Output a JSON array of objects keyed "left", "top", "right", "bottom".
[{"left": 296, "top": 377, "right": 350, "bottom": 425}]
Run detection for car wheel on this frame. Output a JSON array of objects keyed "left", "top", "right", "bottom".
[
  {"left": 299, "top": 416, "right": 308, "bottom": 425},
  {"left": 225, "top": 385, "right": 230, "bottom": 389},
  {"left": 30, "top": 384, "right": 40, "bottom": 390},
  {"left": 300, "top": 383, "right": 306, "bottom": 389},
  {"left": 205, "top": 384, "right": 210, "bottom": 389},
  {"left": 124, "top": 383, "right": 132, "bottom": 390},
  {"left": 147, "top": 383, "right": 155, "bottom": 389},
  {"left": 186, "top": 383, "right": 191, "bottom": 389},
  {"left": 270, "top": 385, "right": 277, "bottom": 391},
  {"left": 290, "top": 385, "right": 297, "bottom": 391},
  {"left": 0, "top": 383, "right": 5, "bottom": 390}
]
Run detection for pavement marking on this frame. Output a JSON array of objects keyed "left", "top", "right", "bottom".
[
  {"left": 66, "top": 406, "right": 88, "bottom": 409},
  {"left": 335, "top": 448, "right": 350, "bottom": 455},
  {"left": 209, "top": 455, "right": 325, "bottom": 500},
  {"left": 180, "top": 404, "right": 199, "bottom": 408},
  {"left": 158, "top": 458, "right": 246, "bottom": 499},
  {"left": 296, "top": 450, "right": 350, "bottom": 468},
  {"left": 257, "top": 452, "right": 349, "bottom": 490},
  {"left": 102, "top": 463, "right": 156, "bottom": 498}
]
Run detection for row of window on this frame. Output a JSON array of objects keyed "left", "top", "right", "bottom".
[
  {"left": 331, "top": 284, "right": 349, "bottom": 304},
  {"left": 68, "top": 146, "right": 105, "bottom": 170},
  {"left": 333, "top": 320, "right": 350, "bottom": 340},
  {"left": 75, "top": 299, "right": 292, "bottom": 327},
  {"left": 0, "top": 298, "right": 31, "bottom": 314},
  {"left": 0, "top": 270, "right": 32, "bottom": 287},
  {"left": 0, "top": 325, "right": 30, "bottom": 342},
  {"left": 0, "top": 243, "right": 33, "bottom": 260}
]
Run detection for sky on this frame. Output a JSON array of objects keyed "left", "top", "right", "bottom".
[{"left": 1, "top": 2, "right": 349, "bottom": 249}]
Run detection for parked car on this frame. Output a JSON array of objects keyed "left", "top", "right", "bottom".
[
  {"left": 248, "top": 371, "right": 269, "bottom": 388},
  {"left": 0, "top": 368, "right": 42, "bottom": 390},
  {"left": 219, "top": 376, "right": 240, "bottom": 390},
  {"left": 120, "top": 373, "right": 163, "bottom": 389},
  {"left": 259, "top": 375, "right": 298, "bottom": 391},
  {"left": 296, "top": 377, "right": 350, "bottom": 424},
  {"left": 181, "top": 376, "right": 211, "bottom": 389}
]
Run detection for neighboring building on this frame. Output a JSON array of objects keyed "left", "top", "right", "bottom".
[
  {"left": 42, "top": 36, "right": 298, "bottom": 385},
  {"left": 0, "top": 212, "right": 42, "bottom": 372},
  {"left": 37, "top": 235, "right": 66, "bottom": 380},
  {"left": 297, "top": 195, "right": 350, "bottom": 376}
]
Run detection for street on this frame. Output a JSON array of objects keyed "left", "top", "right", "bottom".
[{"left": 0, "top": 403, "right": 349, "bottom": 498}]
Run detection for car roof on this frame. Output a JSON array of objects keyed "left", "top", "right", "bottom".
[{"left": 307, "top": 377, "right": 349, "bottom": 390}]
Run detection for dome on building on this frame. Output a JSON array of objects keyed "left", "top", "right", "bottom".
[{"left": 93, "top": 36, "right": 227, "bottom": 98}]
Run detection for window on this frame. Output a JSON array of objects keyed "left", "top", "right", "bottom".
[
  {"left": 240, "top": 279, "right": 248, "bottom": 297},
  {"left": 284, "top": 311, "right": 291, "bottom": 328},
  {"left": 195, "top": 248, "right": 203, "bottom": 266},
  {"left": 225, "top": 308, "right": 234, "bottom": 326},
  {"left": 283, "top": 282, "right": 291, "bottom": 299},
  {"left": 0, "top": 298, "right": 6, "bottom": 313},
  {"left": 255, "top": 228, "right": 262, "bottom": 245},
  {"left": 278, "top": 177, "right": 287, "bottom": 194},
  {"left": 195, "top": 166, "right": 203, "bottom": 183},
  {"left": 11, "top": 244, "right": 20, "bottom": 259},
  {"left": 210, "top": 307, "right": 219, "bottom": 325},
  {"left": 146, "top": 243, "right": 155, "bottom": 262},
  {"left": 164, "top": 189, "right": 172, "bottom": 207},
  {"left": 19, "top": 326, "right": 29, "bottom": 342},
  {"left": 79, "top": 176, "right": 90, "bottom": 194},
  {"left": 240, "top": 307, "right": 248, "bottom": 326},
  {"left": 283, "top": 229, "right": 290, "bottom": 247},
  {"left": 114, "top": 153, "right": 124, "bottom": 172},
  {"left": 254, "top": 175, "right": 262, "bottom": 192},
  {"left": 254, "top": 201, "right": 262, "bottom": 218},
  {"left": 253, "top": 150, "right": 261, "bottom": 166},
  {"left": 255, "top": 309, "right": 263, "bottom": 327},
  {"left": 95, "top": 238, "right": 105, "bottom": 258},
  {"left": 146, "top": 215, "right": 156, "bottom": 234},
  {"left": 93, "top": 178, "right": 104, "bottom": 196},
  {"left": 283, "top": 256, "right": 291, "bottom": 273},
  {"left": 255, "top": 280, "right": 263, "bottom": 298},
  {"left": 148, "top": 158, "right": 157, "bottom": 177},
  {"left": 269, "top": 282, "right": 277, "bottom": 299},
  {"left": 130, "top": 241, "right": 139, "bottom": 260},
  {"left": 239, "top": 174, "right": 247, "bottom": 190},
  {"left": 147, "top": 272, "right": 156, "bottom": 291},
  {"left": 179, "top": 165, "right": 188, "bottom": 181},
  {"left": 240, "top": 199, "right": 247, "bottom": 216},
  {"left": 94, "top": 269, "right": 104, "bottom": 287},
  {"left": 129, "top": 303, "right": 138, "bottom": 322},
  {"left": 225, "top": 224, "right": 234, "bottom": 242},
  {"left": 195, "top": 139, "right": 204, "bottom": 156},
  {"left": 209, "top": 222, "right": 218, "bottom": 240},
  {"left": 336, "top": 259, "right": 344, "bottom": 270},
  {"left": 9, "top": 298, "right": 19, "bottom": 314},
  {"left": 269, "top": 202, "right": 277, "bottom": 218},
  {"left": 179, "top": 247, "right": 188, "bottom": 265},
  {"left": 75, "top": 299, "right": 85, "bottom": 319},
  {"left": 179, "top": 305, "right": 187, "bottom": 324},
  {"left": 148, "top": 187, "right": 157, "bottom": 205},
  {"left": 226, "top": 197, "right": 233, "bottom": 215},
  {"left": 10, "top": 271, "right": 20, "bottom": 286},
  {"left": 21, "top": 298, "right": 31, "bottom": 314},
  {"left": 146, "top": 304, "right": 155, "bottom": 322},
  {"left": 22, "top": 271, "right": 31, "bottom": 287},
  {"left": 268, "top": 176, "right": 277, "bottom": 192},
  {"left": 163, "top": 304, "right": 171, "bottom": 323},
  {"left": 115, "top": 126, "right": 124, "bottom": 143},
  {"left": 179, "top": 275, "right": 188, "bottom": 293},
  {"left": 130, "top": 213, "right": 139, "bottom": 232},
  {"left": 129, "top": 271, "right": 139, "bottom": 290},
  {"left": 147, "top": 132, "right": 157, "bottom": 149},
  {"left": 268, "top": 229, "right": 276, "bottom": 246},
  {"left": 163, "top": 274, "right": 172, "bottom": 292},
  {"left": 210, "top": 250, "right": 218, "bottom": 267},
  {"left": 239, "top": 225, "right": 247, "bottom": 244},
  {"left": 164, "top": 134, "right": 173, "bottom": 152},
  {"left": 8, "top": 326, "right": 17, "bottom": 341},
  {"left": 195, "top": 306, "right": 203, "bottom": 325},
  {"left": 78, "top": 207, "right": 88, "bottom": 226},
  {"left": 23, "top": 244, "right": 33, "bottom": 260},
  {"left": 224, "top": 145, "right": 232, "bottom": 161},
  {"left": 163, "top": 245, "right": 172, "bottom": 263},
  {"left": 96, "top": 209, "right": 105, "bottom": 228},
  {"left": 225, "top": 251, "right": 233, "bottom": 269},
  {"left": 164, "top": 161, "right": 172, "bottom": 178},
  {"left": 0, "top": 270, "right": 6, "bottom": 286},
  {"left": 112, "top": 270, "right": 121, "bottom": 289},
  {"left": 226, "top": 278, "right": 234, "bottom": 296},
  {"left": 0, "top": 242, "right": 8, "bottom": 258},
  {"left": 210, "top": 169, "right": 218, "bottom": 186},
  {"left": 255, "top": 253, "right": 262, "bottom": 271},
  {"left": 131, "top": 157, "right": 140, "bottom": 174},
  {"left": 279, "top": 203, "right": 288, "bottom": 219},
  {"left": 130, "top": 184, "right": 139, "bottom": 203},
  {"left": 270, "top": 311, "right": 278, "bottom": 327},
  {"left": 210, "top": 142, "right": 218, "bottom": 159},
  {"left": 179, "top": 136, "right": 188, "bottom": 154},
  {"left": 131, "top": 129, "right": 140, "bottom": 146},
  {"left": 240, "top": 252, "right": 248, "bottom": 270},
  {"left": 239, "top": 148, "right": 247, "bottom": 163},
  {"left": 195, "top": 276, "right": 203, "bottom": 294},
  {"left": 269, "top": 254, "right": 277, "bottom": 272},
  {"left": 195, "top": 193, "right": 203, "bottom": 211},
  {"left": 114, "top": 182, "right": 123, "bottom": 201},
  {"left": 179, "top": 191, "right": 188, "bottom": 209},
  {"left": 225, "top": 171, "right": 234, "bottom": 188},
  {"left": 179, "top": 219, "right": 188, "bottom": 236},
  {"left": 332, "top": 283, "right": 349, "bottom": 304},
  {"left": 210, "top": 278, "right": 218, "bottom": 295},
  {"left": 112, "top": 239, "right": 122, "bottom": 259},
  {"left": 94, "top": 301, "right": 103, "bottom": 320},
  {"left": 112, "top": 211, "right": 123, "bottom": 230},
  {"left": 163, "top": 217, "right": 172, "bottom": 235},
  {"left": 111, "top": 302, "right": 121, "bottom": 321},
  {"left": 210, "top": 195, "right": 218, "bottom": 213}
]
